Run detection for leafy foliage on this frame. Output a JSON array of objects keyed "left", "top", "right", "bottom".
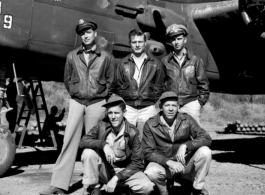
[
  {"left": 202, "top": 93, "right": 265, "bottom": 126},
  {"left": 42, "top": 81, "right": 70, "bottom": 116},
  {"left": 36, "top": 83, "right": 265, "bottom": 126}
]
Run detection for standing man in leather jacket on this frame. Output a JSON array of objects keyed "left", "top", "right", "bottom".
[
  {"left": 115, "top": 29, "right": 165, "bottom": 139},
  {"left": 40, "top": 18, "right": 114, "bottom": 195},
  {"left": 79, "top": 94, "right": 154, "bottom": 195},
  {"left": 143, "top": 91, "right": 212, "bottom": 195},
  {"left": 162, "top": 24, "right": 210, "bottom": 125}
]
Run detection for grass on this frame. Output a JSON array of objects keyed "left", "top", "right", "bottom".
[
  {"left": 16, "top": 81, "right": 70, "bottom": 123},
  {"left": 201, "top": 93, "right": 265, "bottom": 126},
  {"left": 17, "top": 81, "right": 265, "bottom": 127},
  {"left": 41, "top": 81, "right": 70, "bottom": 115}
]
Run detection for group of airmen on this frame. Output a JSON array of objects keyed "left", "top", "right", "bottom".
[{"left": 40, "top": 18, "right": 211, "bottom": 195}]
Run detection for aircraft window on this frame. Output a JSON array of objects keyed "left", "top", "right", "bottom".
[{"left": 4, "top": 15, "right": 12, "bottom": 29}]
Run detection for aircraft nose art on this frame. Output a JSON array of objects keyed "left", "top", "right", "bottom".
[{"left": 0, "top": 0, "right": 32, "bottom": 50}]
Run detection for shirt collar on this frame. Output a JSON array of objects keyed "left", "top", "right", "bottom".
[
  {"left": 152, "top": 112, "right": 186, "bottom": 127},
  {"left": 160, "top": 115, "right": 177, "bottom": 129},
  {"left": 103, "top": 117, "right": 130, "bottom": 137},
  {"left": 131, "top": 53, "right": 148, "bottom": 61},
  {"left": 167, "top": 47, "right": 191, "bottom": 63},
  {"left": 173, "top": 48, "right": 186, "bottom": 60},
  {"left": 125, "top": 53, "right": 153, "bottom": 63},
  {"left": 77, "top": 44, "right": 101, "bottom": 56},
  {"left": 111, "top": 121, "right": 125, "bottom": 137}
]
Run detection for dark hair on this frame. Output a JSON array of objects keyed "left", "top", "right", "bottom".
[{"left": 128, "top": 29, "right": 146, "bottom": 43}]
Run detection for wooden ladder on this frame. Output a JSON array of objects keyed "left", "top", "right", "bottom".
[{"left": 14, "top": 79, "right": 57, "bottom": 148}]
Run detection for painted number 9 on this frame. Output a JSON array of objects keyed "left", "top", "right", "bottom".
[{"left": 4, "top": 15, "right": 12, "bottom": 29}]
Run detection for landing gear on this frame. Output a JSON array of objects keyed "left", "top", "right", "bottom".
[{"left": 0, "top": 126, "right": 16, "bottom": 177}]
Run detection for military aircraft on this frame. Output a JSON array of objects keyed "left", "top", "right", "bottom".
[{"left": 0, "top": 0, "right": 264, "bottom": 176}]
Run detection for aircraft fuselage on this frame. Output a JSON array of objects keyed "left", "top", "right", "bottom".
[{"left": 0, "top": 0, "right": 265, "bottom": 94}]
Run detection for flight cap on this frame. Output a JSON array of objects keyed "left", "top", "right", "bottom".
[
  {"left": 166, "top": 24, "right": 188, "bottom": 38},
  {"left": 76, "top": 18, "right": 98, "bottom": 35},
  {"left": 102, "top": 94, "right": 126, "bottom": 108},
  {"left": 159, "top": 91, "right": 178, "bottom": 107}
]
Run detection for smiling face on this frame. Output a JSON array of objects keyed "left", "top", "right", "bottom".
[
  {"left": 80, "top": 28, "right": 97, "bottom": 46},
  {"left": 130, "top": 35, "right": 146, "bottom": 55},
  {"left": 107, "top": 105, "right": 125, "bottom": 128},
  {"left": 170, "top": 34, "right": 187, "bottom": 53},
  {"left": 161, "top": 100, "right": 178, "bottom": 120}
]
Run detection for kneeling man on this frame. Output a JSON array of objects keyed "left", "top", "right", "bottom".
[
  {"left": 143, "top": 91, "right": 212, "bottom": 195},
  {"left": 79, "top": 95, "right": 154, "bottom": 195}
]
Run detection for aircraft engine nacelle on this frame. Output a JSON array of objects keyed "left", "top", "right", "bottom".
[
  {"left": 146, "top": 40, "right": 167, "bottom": 60},
  {"left": 239, "top": 0, "right": 265, "bottom": 38},
  {"left": 135, "top": 4, "right": 186, "bottom": 44},
  {"left": 136, "top": 4, "right": 186, "bottom": 28}
]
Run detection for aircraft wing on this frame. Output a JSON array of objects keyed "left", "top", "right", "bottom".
[{"left": 191, "top": 0, "right": 265, "bottom": 93}]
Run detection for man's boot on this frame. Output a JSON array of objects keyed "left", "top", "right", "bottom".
[{"left": 39, "top": 186, "right": 66, "bottom": 195}]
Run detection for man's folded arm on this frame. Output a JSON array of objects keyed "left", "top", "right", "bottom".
[
  {"left": 79, "top": 125, "right": 108, "bottom": 150},
  {"left": 142, "top": 123, "right": 171, "bottom": 167}
]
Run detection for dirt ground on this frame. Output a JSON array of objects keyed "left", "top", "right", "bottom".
[{"left": 0, "top": 122, "right": 265, "bottom": 195}]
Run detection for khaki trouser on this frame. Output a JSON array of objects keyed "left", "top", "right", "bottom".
[
  {"left": 144, "top": 146, "right": 212, "bottom": 195},
  {"left": 51, "top": 99, "right": 106, "bottom": 190},
  {"left": 178, "top": 100, "right": 201, "bottom": 125},
  {"left": 81, "top": 149, "right": 154, "bottom": 195},
  {"left": 125, "top": 105, "right": 156, "bottom": 140}
]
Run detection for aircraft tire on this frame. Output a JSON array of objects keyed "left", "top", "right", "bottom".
[{"left": 0, "top": 127, "right": 16, "bottom": 177}]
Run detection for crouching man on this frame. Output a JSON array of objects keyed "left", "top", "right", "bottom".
[
  {"left": 79, "top": 95, "right": 154, "bottom": 195},
  {"left": 143, "top": 91, "right": 212, "bottom": 195}
]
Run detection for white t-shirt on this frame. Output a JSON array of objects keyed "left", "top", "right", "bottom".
[{"left": 131, "top": 53, "right": 147, "bottom": 87}]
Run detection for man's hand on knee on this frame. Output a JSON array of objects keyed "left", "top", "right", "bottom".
[
  {"left": 166, "top": 160, "right": 185, "bottom": 173},
  {"left": 174, "top": 144, "right": 187, "bottom": 165},
  {"left": 102, "top": 176, "right": 118, "bottom": 193}
]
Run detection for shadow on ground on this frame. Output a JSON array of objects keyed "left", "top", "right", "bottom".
[
  {"left": 67, "top": 180, "right": 192, "bottom": 195},
  {"left": 16, "top": 133, "right": 265, "bottom": 166},
  {"left": 211, "top": 136, "right": 265, "bottom": 165},
  {"left": 13, "top": 133, "right": 84, "bottom": 167}
]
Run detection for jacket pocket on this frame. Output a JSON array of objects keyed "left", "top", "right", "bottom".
[
  {"left": 97, "top": 79, "right": 107, "bottom": 94},
  {"left": 122, "top": 82, "right": 130, "bottom": 90},
  {"left": 69, "top": 78, "right": 80, "bottom": 96},
  {"left": 148, "top": 82, "right": 155, "bottom": 91},
  {"left": 146, "top": 82, "right": 155, "bottom": 98},
  {"left": 121, "top": 82, "right": 131, "bottom": 98},
  {"left": 165, "top": 79, "right": 172, "bottom": 90},
  {"left": 189, "top": 77, "right": 197, "bottom": 85}
]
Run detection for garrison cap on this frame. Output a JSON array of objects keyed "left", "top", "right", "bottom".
[
  {"left": 166, "top": 24, "right": 188, "bottom": 38},
  {"left": 102, "top": 94, "right": 126, "bottom": 108},
  {"left": 76, "top": 18, "right": 98, "bottom": 35},
  {"left": 159, "top": 91, "right": 178, "bottom": 107}
]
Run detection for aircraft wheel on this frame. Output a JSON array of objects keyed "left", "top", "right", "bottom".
[{"left": 0, "top": 127, "right": 16, "bottom": 177}]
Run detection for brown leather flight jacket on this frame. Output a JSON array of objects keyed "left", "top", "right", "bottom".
[
  {"left": 142, "top": 112, "right": 212, "bottom": 166},
  {"left": 64, "top": 46, "right": 114, "bottom": 106},
  {"left": 162, "top": 50, "right": 210, "bottom": 106},
  {"left": 79, "top": 118, "right": 144, "bottom": 181},
  {"left": 114, "top": 54, "right": 165, "bottom": 108}
]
